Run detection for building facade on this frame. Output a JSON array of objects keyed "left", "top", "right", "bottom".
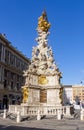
[
  {"left": 0, "top": 34, "right": 30, "bottom": 109},
  {"left": 72, "top": 85, "right": 84, "bottom": 105}
]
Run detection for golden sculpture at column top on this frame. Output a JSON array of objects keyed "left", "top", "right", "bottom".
[{"left": 37, "top": 10, "right": 51, "bottom": 32}]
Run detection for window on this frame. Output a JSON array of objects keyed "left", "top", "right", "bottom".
[
  {"left": 11, "top": 81, "right": 13, "bottom": 90},
  {"left": 17, "top": 83, "right": 20, "bottom": 90},
  {"left": 0, "top": 65, "right": 1, "bottom": 82},
  {"left": 5, "top": 49, "right": 10, "bottom": 64},
  {"left": 4, "top": 69, "right": 7, "bottom": 78},
  {"left": 4, "top": 80, "right": 7, "bottom": 88},
  {"left": 10, "top": 53, "right": 14, "bottom": 66},
  {"left": 17, "top": 75, "right": 19, "bottom": 82},
  {"left": 11, "top": 72, "right": 14, "bottom": 80},
  {"left": 0, "top": 43, "right": 2, "bottom": 61}
]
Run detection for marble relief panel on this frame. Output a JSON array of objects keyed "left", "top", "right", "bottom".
[
  {"left": 47, "top": 76, "right": 58, "bottom": 86},
  {"left": 47, "top": 89, "right": 57, "bottom": 102},
  {"left": 32, "top": 89, "right": 40, "bottom": 102},
  {"left": 30, "top": 75, "right": 38, "bottom": 86},
  {"left": 28, "top": 89, "right": 40, "bottom": 103}
]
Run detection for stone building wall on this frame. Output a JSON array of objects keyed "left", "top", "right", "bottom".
[{"left": 0, "top": 34, "right": 30, "bottom": 109}]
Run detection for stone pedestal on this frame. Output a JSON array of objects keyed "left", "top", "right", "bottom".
[
  {"left": 80, "top": 109, "right": 84, "bottom": 121},
  {"left": 16, "top": 111, "right": 21, "bottom": 123},
  {"left": 37, "top": 110, "right": 41, "bottom": 120},
  {"left": 57, "top": 109, "right": 61, "bottom": 120},
  {"left": 66, "top": 106, "right": 71, "bottom": 116},
  {"left": 3, "top": 109, "right": 6, "bottom": 119}
]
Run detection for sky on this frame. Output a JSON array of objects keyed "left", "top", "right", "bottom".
[{"left": 0, "top": 0, "right": 84, "bottom": 85}]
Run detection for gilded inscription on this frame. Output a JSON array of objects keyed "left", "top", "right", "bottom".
[{"left": 38, "top": 75, "right": 48, "bottom": 85}]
